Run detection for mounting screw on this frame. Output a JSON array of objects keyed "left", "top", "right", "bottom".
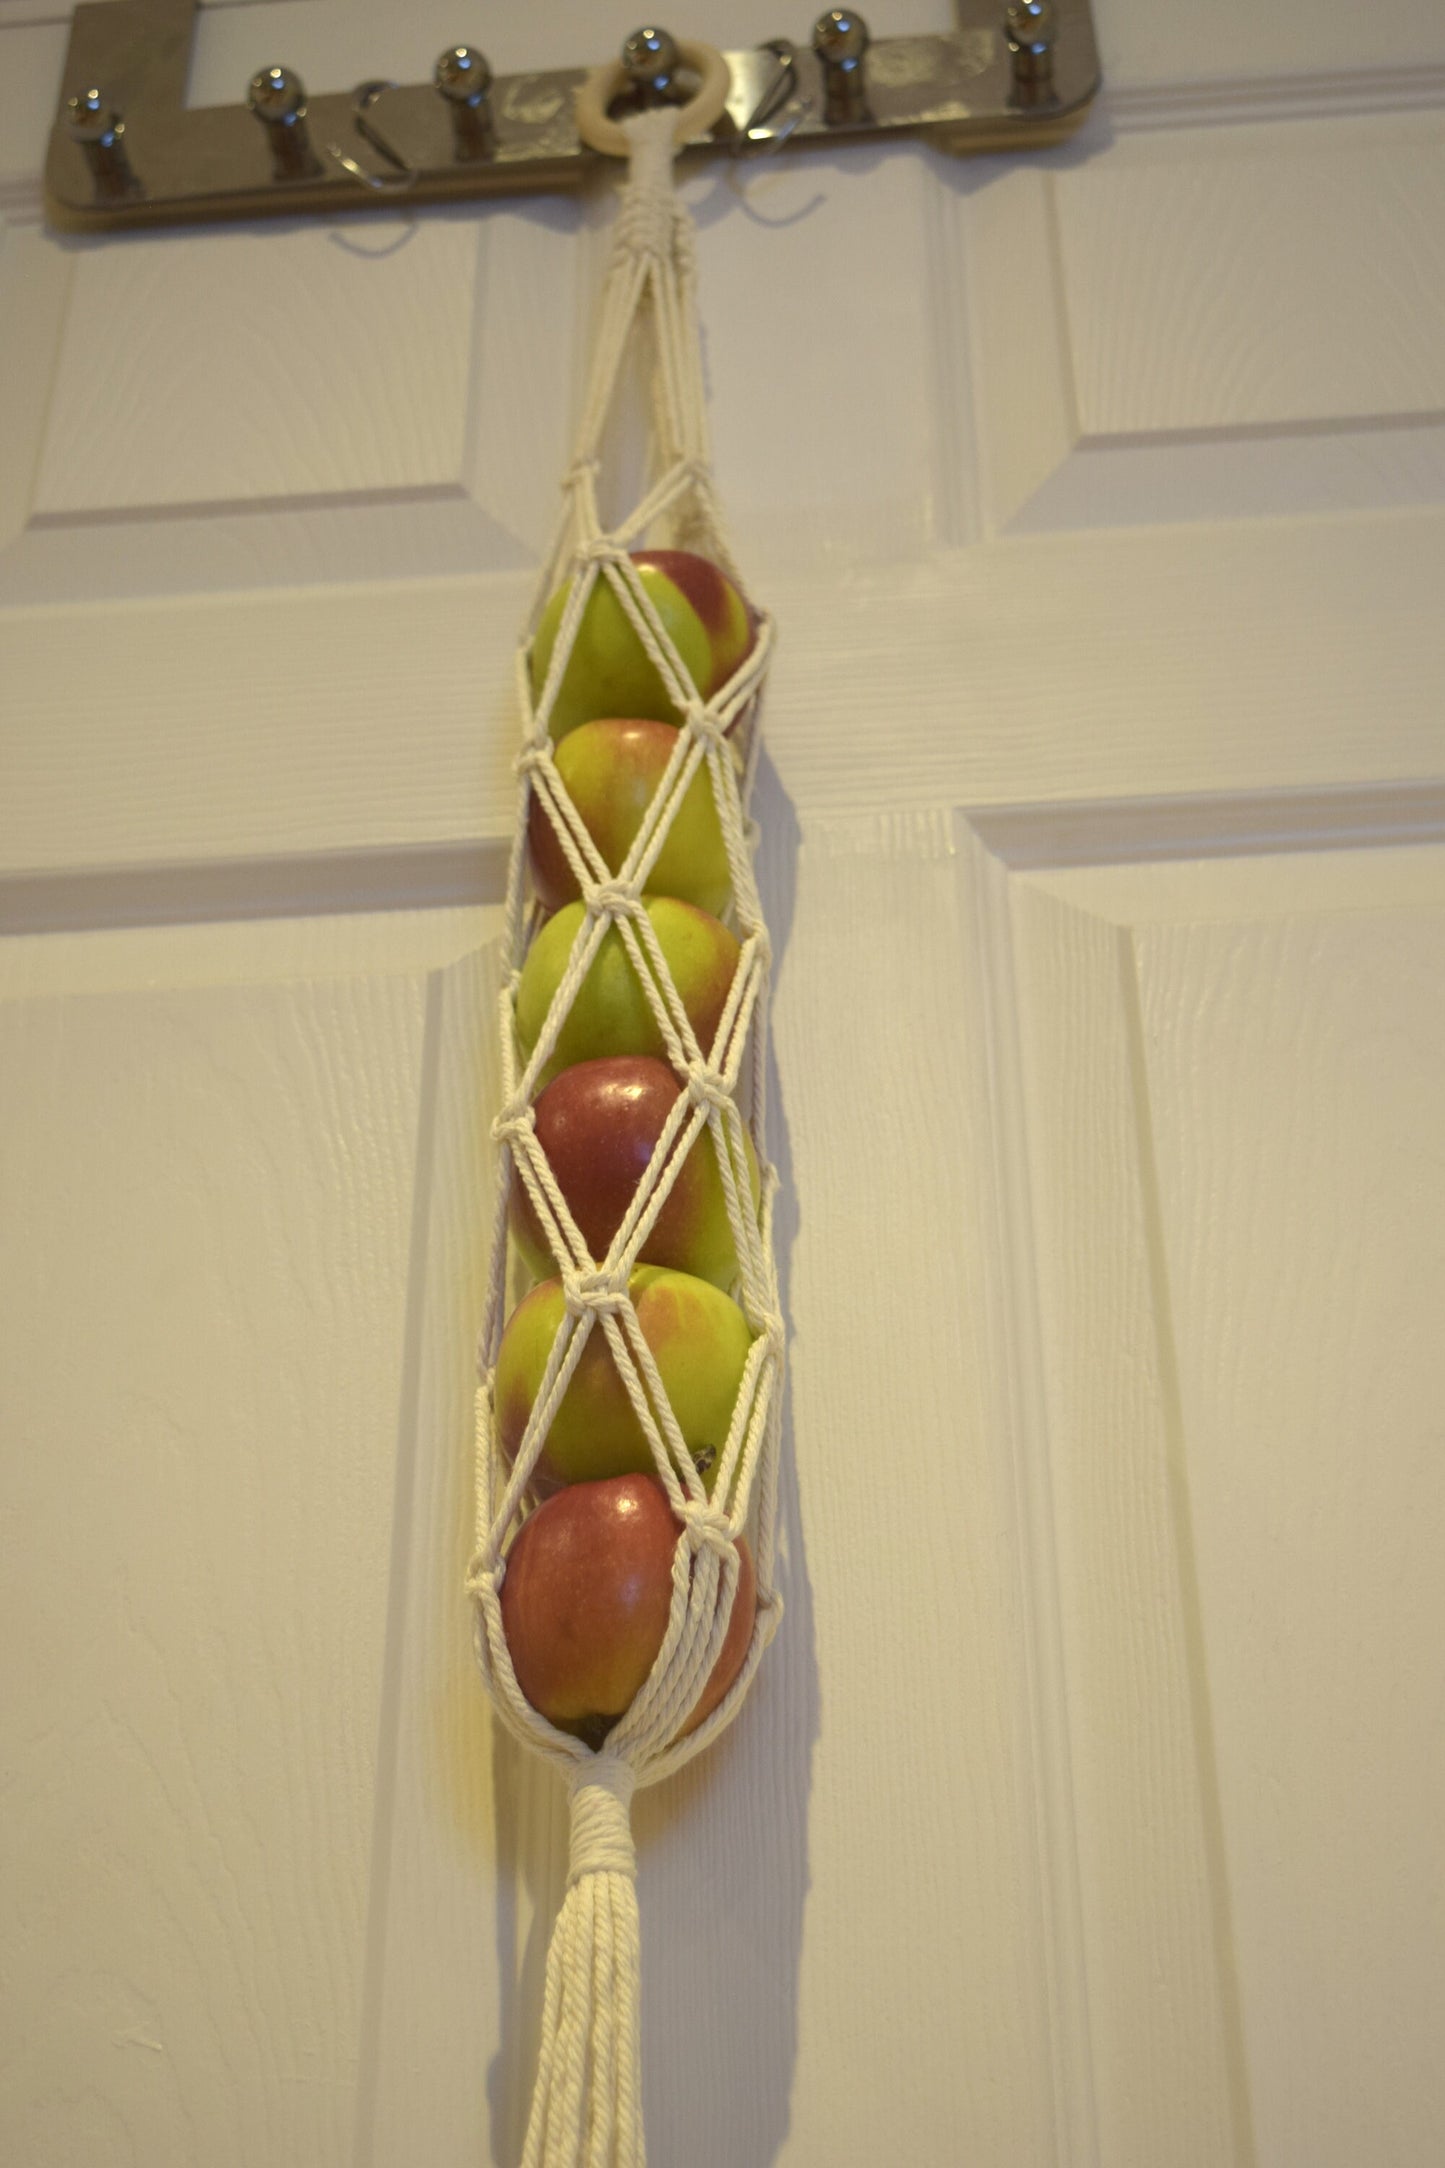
[
  {"left": 621, "top": 26, "right": 681, "bottom": 105},
  {"left": 248, "top": 64, "right": 321, "bottom": 178},
  {"left": 812, "top": 10, "right": 870, "bottom": 127},
  {"left": 1005, "top": 0, "right": 1057, "bottom": 90},
  {"left": 435, "top": 44, "right": 494, "bottom": 157},
  {"left": 63, "top": 85, "right": 140, "bottom": 198}
]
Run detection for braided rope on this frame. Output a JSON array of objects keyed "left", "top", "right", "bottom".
[{"left": 468, "top": 102, "right": 785, "bottom": 2166}]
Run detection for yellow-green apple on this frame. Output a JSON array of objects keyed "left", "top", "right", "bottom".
[
  {"left": 529, "top": 549, "right": 753, "bottom": 739},
  {"left": 529, "top": 717, "right": 732, "bottom": 918},
  {"left": 510, "top": 1055, "right": 760, "bottom": 1288},
  {"left": 500, "top": 1472, "right": 757, "bottom": 1746},
  {"left": 495, "top": 1263, "right": 753, "bottom": 1493},
  {"left": 515, "top": 896, "right": 738, "bottom": 1084}
]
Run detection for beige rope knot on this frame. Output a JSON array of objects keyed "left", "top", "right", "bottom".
[
  {"left": 491, "top": 1104, "right": 534, "bottom": 1150},
  {"left": 465, "top": 1556, "right": 500, "bottom": 1604},
  {"left": 614, "top": 182, "right": 676, "bottom": 263},
  {"left": 584, "top": 877, "right": 645, "bottom": 921},
  {"left": 566, "top": 1756, "right": 637, "bottom": 1884},
  {"left": 564, "top": 454, "right": 600, "bottom": 492},
  {"left": 682, "top": 701, "right": 732, "bottom": 757},
  {"left": 670, "top": 201, "right": 698, "bottom": 270},
  {"left": 562, "top": 1264, "right": 629, "bottom": 1317},
  {"left": 677, "top": 1499, "right": 737, "bottom": 1558},
  {"left": 515, "top": 741, "right": 551, "bottom": 779},
  {"left": 684, "top": 1063, "right": 733, "bottom": 1115}
]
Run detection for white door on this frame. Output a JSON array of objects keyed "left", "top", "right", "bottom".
[{"left": 4, "top": 4, "right": 1444, "bottom": 2163}]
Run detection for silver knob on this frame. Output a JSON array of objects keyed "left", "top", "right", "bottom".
[
  {"left": 622, "top": 26, "right": 680, "bottom": 100},
  {"left": 1005, "top": 0, "right": 1056, "bottom": 86},
  {"left": 812, "top": 10, "right": 870, "bottom": 126},
  {"left": 248, "top": 64, "right": 320, "bottom": 178},
  {"left": 435, "top": 44, "right": 494, "bottom": 159},
  {"left": 62, "top": 84, "right": 139, "bottom": 196},
  {"left": 435, "top": 45, "right": 492, "bottom": 108},
  {"left": 248, "top": 65, "right": 306, "bottom": 126},
  {"left": 65, "top": 86, "right": 122, "bottom": 147}
]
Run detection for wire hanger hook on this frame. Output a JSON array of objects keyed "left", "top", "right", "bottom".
[{"left": 327, "top": 80, "right": 415, "bottom": 192}]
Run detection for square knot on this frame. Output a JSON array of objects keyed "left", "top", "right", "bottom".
[
  {"left": 583, "top": 878, "right": 645, "bottom": 921},
  {"left": 614, "top": 187, "right": 676, "bottom": 263},
  {"left": 566, "top": 1758, "right": 637, "bottom": 1884},
  {"left": 678, "top": 1501, "right": 737, "bottom": 1558},
  {"left": 562, "top": 1265, "right": 629, "bottom": 1318},
  {"left": 491, "top": 1105, "right": 535, "bottom": 1149},
  {"left": 685, "top": 1064, "right": 733, "bottom": 1115},
  {"left": 742, "top": 1302, "right": 786, "bottom": 1357},
  {"left": 515, "top": 743, "right": 551, "bottom": 780},
  {"left": 682, "top": 702, "right": 731, "bottom": 757}
]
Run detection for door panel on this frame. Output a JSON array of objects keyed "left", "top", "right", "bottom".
[
  {"left": 0, "top": 921, "right": 500, "bottom": 2165},
  {"left": 993, "top": 815, "right": 1445, "bottom": 2165}
]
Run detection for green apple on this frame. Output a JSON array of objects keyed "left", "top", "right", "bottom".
[
  {"left": 495, "top": 1263, "right": 753, "bottom": 1493},
  {"left": 509, "top": 1055, "right": 760, "bottom": 1288},
  {"left": 529, "top": 717, "right": 732, "bottom": 919},
  {"left": 515, "top": 896, "right": 739, "bottom": 1085},
  {"left": 529, "top": 548, "right": 753, "bottom": 740},
  {"left": 500, "top": 1473, "right": 758, "bottom": 1747}
]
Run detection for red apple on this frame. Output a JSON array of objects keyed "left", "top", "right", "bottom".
[
  {"left": 529, "top": 549, "right": 753, "bottom": 740},
  {"left": 529, "top": 717, "right": 732, "bottom": 918},
  {"left": 500, "top": 1473, "right": 757, "bottom": 1746},
  {"left": 515, "top": 896, "right": 739, "bottom": 1085},
  {"left": 510, "top": 1056, "right": 760, "bottom": 1289},
  {"left": 495, "top": 1263, "right": 753, "bottom": 1493}
]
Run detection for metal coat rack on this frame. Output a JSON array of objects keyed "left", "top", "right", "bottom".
[{"left": 46, "top": 2, "right": 1100, "bottom": 233}]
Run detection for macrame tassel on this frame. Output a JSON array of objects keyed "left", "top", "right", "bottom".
[
  {"left": 474, "top": 79, "right": 785, "bottom": 2168},
  {"left": 521, "top": 1759, "right": 645, "bottom": 2168}
]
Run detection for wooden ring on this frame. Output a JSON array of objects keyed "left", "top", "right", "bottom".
[{"left": 575, "top": 41, "right": 731, "bottom": 159}]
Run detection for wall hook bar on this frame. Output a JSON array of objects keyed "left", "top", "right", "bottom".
[{"left": 44, "top": 0, "right": 1100, "bottom": 234}]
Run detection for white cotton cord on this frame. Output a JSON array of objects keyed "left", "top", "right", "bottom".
[
  {"left": 518, "top": 1760, "right": 643, "bottom": 2168},
  {"left": 471, "top": 94, "right": 788, "bottom": 2167}
]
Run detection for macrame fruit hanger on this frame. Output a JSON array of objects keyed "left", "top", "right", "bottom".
[{"left": 467, "top": 42, "right": 787, "bottom": 2168}]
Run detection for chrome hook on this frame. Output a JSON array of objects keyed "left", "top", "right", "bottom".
[
  {"left": 735, "top": 39, "right": 813, "bottom": 154},
  {"left": 327, "top": 81, "right": 415, "bottom": 192}
]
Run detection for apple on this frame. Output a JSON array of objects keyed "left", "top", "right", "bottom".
[
  {"left": 529, "top": 717, "right": 732, "bottom": 919},
  {"left": 500, "top": 1472, "right": 757, "bottom": 1747},
  {"left": 515, "top": 896, "right": 739, "bottom": 1085},
  {"left": 529, "top": 549, "right": 753, "bottom": 740},
  {"left": 510, "top": 1055, "right": 760, "bottom": 1288},
  {"left": 495, "top": 1263, "right": 753, "bottom": 1493}
]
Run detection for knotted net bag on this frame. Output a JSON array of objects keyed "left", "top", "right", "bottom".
[{"left": 467, "top": 98, "right": 785, "bottom": 2168}]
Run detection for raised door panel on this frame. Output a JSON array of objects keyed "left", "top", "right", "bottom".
[
  {"left": 976, "top": 806, "right": 1445, "bottom": 2166},
  {"left": 0, "top": 915, "right": 503, "bottom": 2166}
]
